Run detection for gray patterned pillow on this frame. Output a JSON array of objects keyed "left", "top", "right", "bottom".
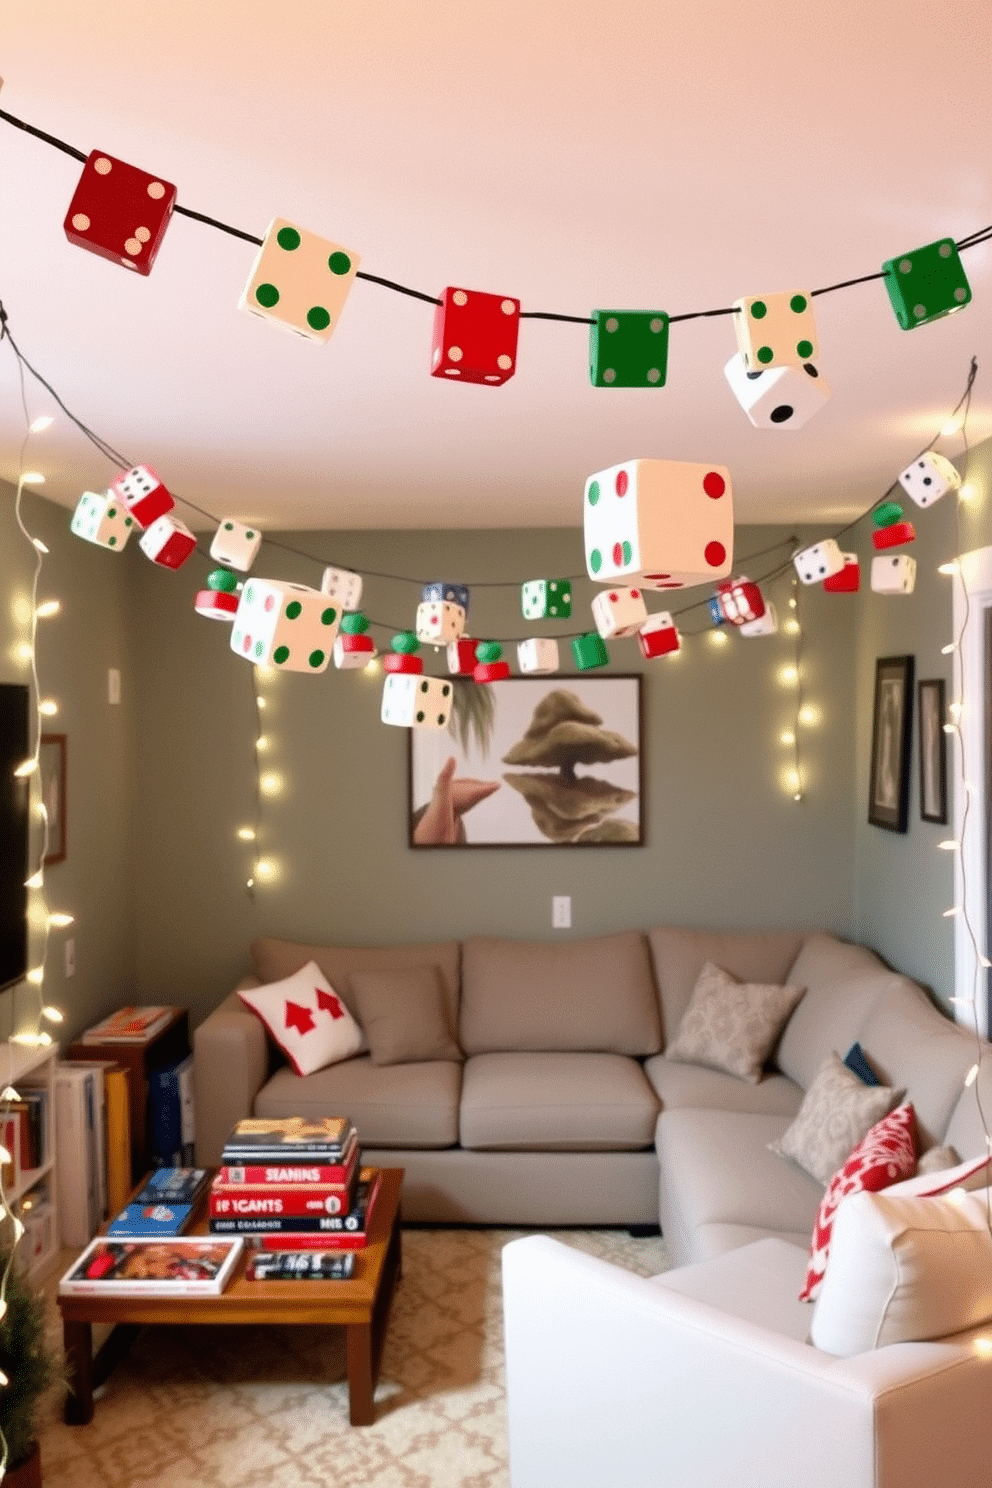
[
  {"left": 665, "top": 961, "right": 806, "bottom": 1084},
  {"left": 769, "top": 1051, "right": 904, "bottom": 1184}
]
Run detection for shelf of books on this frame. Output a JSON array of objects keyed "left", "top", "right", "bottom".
[{"left": 1, "top": 1040, "right": 59, "bottom": 1279}]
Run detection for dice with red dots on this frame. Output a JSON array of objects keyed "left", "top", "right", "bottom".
[
  {"left": 716, "top": 577, "right": 765, "bottom": 626},
  {"left": 584, "top": 459, "right": 733, "bottom": 590},
  {"left": 591, "top": 586, "right": 648, "bottom": 639},
  {"left": 637, "top": 612, "right": 680, "bottom": 659},
  {"left": 230, "top": 579, "right": 341, "bottom": 672},
  {"left": 793, "top": 538, "right": 845, "bottom": 585},
  {"left": 824, "top": 553, "right": 860, "bottom": 593},
  {"left": 139, "top": 514, "right": 197, "bottom": 570},
  {"left": 63, "top": 151, "right": 176, "bottom": 275},
  {"left": 517, "top": 637, "right": 560, "bottom": 674},
  {"left": 872, "top": 521, "right": 916, "bottom": 550},
  {"left": 430, "top": 287, "right": 520, "bottom": 385},
  {"left": 446, "top": 637, "right": 478, "bottom": 675},
  {"left": 110, "top": 466, "right": 174, "bottom": 530},
  {"left": 733, "top": 291, "right": 819, "bottom": 371},
  {"left": 415, "top": 599, "right": 466, "bottom": 645}
]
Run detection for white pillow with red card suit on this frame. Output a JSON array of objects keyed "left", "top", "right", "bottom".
[
  {"left": 239, "top": 960, "right": 363, "bottom": 1076},
  {"left": 799, "top": 1101, "right": 918, "bottom": 1301}
]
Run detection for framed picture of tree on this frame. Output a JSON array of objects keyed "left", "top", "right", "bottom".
[{"left": 408, "top": 675, "right": 644, "bottom": 847}]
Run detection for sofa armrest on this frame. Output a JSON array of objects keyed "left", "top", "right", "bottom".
[
  {"left": 501, "top": 1235, "right": 992, "bottom": 1488},
  {"left": 192, "top": 983, "right": 268, "bottom": 1165}
]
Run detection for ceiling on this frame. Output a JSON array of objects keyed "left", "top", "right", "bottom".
[{"left": 0, "top": 1, "right": 990, "bottom": 534}]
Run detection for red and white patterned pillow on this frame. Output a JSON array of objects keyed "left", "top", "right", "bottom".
[
  {"left": 239, "top": 960, "right": 363, "bottom": 1076},
  {"left": 799, "top": 1100, "right": 918, "bottom": 1301}
]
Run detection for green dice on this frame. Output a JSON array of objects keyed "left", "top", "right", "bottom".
[
  {"left": 882, "top": 239, "right": 971, "bottom": 329},
  {"left": 590, "top": 310, "right": 670, "bottom": 387},
  {"left": 521, "top": 579, "right": 572, "bottom": 619},
  {"left": 572, "top": 633, "right": 609, "bottom": 670}
]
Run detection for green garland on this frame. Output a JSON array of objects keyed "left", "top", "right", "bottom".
[{"left": 0, "top": 1252, "right": 63, "bottom": 1470}]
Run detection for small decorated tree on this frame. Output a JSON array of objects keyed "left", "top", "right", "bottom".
[{"left": 0, "top": 1252, "right": 63, "bottom": 1481}]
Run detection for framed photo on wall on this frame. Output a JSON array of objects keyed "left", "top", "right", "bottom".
[
  {"left": 408, "top": 674, "right": 643, "bottom": 848},
  {"left": 918, "top": 678, "right": 948, "bottom": 824},
  {"left": 868, "top": 655, "right": 914, "bottom": 833},
  {"left": 39, "top": 732, "right": 67, "bottom": 864}
]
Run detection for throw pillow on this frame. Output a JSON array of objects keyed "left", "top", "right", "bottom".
[
  {"left": 842, "top": 1041, "right": 880, "bottom": 1086},
  {"left": 768, "top": 1051, "right": 903, "bottom": 1184},
  {"left": 664, "top": 961, "right": 806, "bottom": 1084},
  {"left": 799, "top": 1101, "right": 917, "bottom": 1301},
  {"left": 810, "top": 1184, "right": 992, "bottom": 1356},
  {"left": 239, "top": 960, "right": 363, "bottom": 1076},
  {"left": 350, "top": 965, "right": 462, "bottom": 1066},
  {"left": 915, "top": 1142, "right": 960, "bottom": 1175},
  {"left": 886, "top": 1151, "right": 991, "bottom": 1197}
]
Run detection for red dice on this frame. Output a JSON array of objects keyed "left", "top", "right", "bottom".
[
  {"left": 474, "top": 661, "right": 511, "bottom": 683},
  {"left": 717, "top": 578, "right": 765, "bottom": 625},
  {"left": 431, "top": 287, "right": 520, "bottom": 385},
  {"left": 195, "top": 590, "right": 239, "bottom": 621},
  {"left": 447, "top": 637, "right": 478, "bottom": 675},
  {"left": 872, "top": 521, "right": 916, "bottom": 550},
  {"left": 64, "top": 151, "right": 177, "bottom": 275},
  {"left": 110, "top": 466, "right": 174, "bottom": 529},
  {"left": 383, "top": 652, "right": 423, "bottom": 675},
  {"left": 637, "top": 613, "right": 680, "bottom": 659},
  {"left": 824, "top": 554, "right": 860, "bottom": 592}
]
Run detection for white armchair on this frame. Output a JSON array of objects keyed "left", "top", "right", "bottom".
[{"left": 501, "top": 1234, "right": 992, "bottom": 1488}]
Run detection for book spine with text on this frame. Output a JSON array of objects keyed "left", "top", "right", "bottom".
[
  {"left": 217, "top": 1133, "right": 358, "bottom": 1186},
  {"left": 209, "top": 1183, "right": 355, "bottom": 1219},
  {"left": 251, "top": 1229, "right": 369, "bottom": 1251}
]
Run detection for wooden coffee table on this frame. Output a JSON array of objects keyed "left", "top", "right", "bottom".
[{"left": 58, "top": 1166, "right": 404, "bottom": 1427}]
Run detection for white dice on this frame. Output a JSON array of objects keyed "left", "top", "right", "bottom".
[
  {"left": 584, "top": 459, "right": 733, "bottom": 590},
  {"left": 239, "top": 218, "right": 360, "bottom": 343},
  {"left": 521, "top": 579, "right": 571, "bottom": 619},
  {"left": 231, "top": 578, "right": 342, "bottom": 671},
  {"left": 871, "top": 555, "right": 917, "bottom": 594},
  {"left": 381, "top": 673, "right": 453, "bottom": 728},
  {"left": 517, "top": 637, "right": 560, "bottom": 674},
  {"left": 591, "top": 586, "right": 648, "bottom": 639},
  {"left": 415, "top": 599, "right": 466, "bottom": 645},
  {"left": 70, "top": 491, "right": 136, "bottom": 551},
  {"left": 139, "top": 514, "right": 197, "bottom": 570},
  {"left": 723, "top": 354, "right": 831, "bottom": 429},
  {"left": 733, "top": 290, "right": 819, "bottom": 371},
  {"left": 793, "top": 539, "right": 845, "bottom": 585},
  {"left": 897, "top": 452, "right": 962, "bottom": 509},
  {"left": 320, "top": 565, "right": 363, "bottom": 609},
  {"left": 210, "top": 517, "right": 262, "bottom": 571},
  {"left": 740, "top": 602, "right": 778, "bottom": 636}
]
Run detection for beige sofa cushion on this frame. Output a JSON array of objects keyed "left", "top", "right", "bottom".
[
  {"left": 777, "top": 965, "right": 898, "bottom": 1090},
  {"left": 645, "top": 1056, "right": 803, "bottom": 1117},
  {"left": 460, "top": 1051, "right": 659, "bottom": 1151},
  {"left": 768, "top": 1052, "right": 902, "bottom": 1184},
  {"left": 664, "top": 961, "right": 806, "bottom": 1083},
  {"left": 254, "top": 1054, "right": 461, "bottom": 1148},
  {"left": 943, "top": 1045, "right": 992, "bottom": 1157},
  {"left": 459, "top": 932, "right": 660, "bottom": 1055},
  {"left": 350, "top": 966, "right": 462, "bottom": 1066},
  {"left": 646, "top": 927, "right": 805, "bottom": 1048},
  {"left": 251, "top": 938, "right": 461, "bottom": 1056}
]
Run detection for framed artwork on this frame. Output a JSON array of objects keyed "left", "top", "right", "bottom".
[
  {"left": 868, "top": 655, "right": 914, "bottom": 833},
  {"left": 39, "top": 733, "right": 67, "bottom": 864},
  {"left": 918, "top": 678, "right": 948, "bottom": 824},
  {"left": 408, "top": 674, "right": 643, "bottom": 848}
]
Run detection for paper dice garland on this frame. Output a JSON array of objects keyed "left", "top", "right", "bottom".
[
  {"left": 447, "top": 637, "right": 479, "bottom": 676},
  {"left": 871, "top": 555, "right": 917, "bottom": 594},
  {"left": 64, "top": 151, "right": 176, "bottom": 275},
  {"left": 139, "top": 513, "right": 197, "bottom": 570},
  {"left": 898, "top": 452, "right": 961, "bottom": 508},
  {"left": 231, "top": 579, "right": 341, "bottom": 671},
  {"left": 584, "top": 460, "right": 733, "bottom": 590},
  {"left": 715, "top": 578, "right": 765, "bottom": 626},
  {"left": 240, "top": 219, "right": 360, "bottom": 343},
  {"left": 591, "top": 586, "right": 647, "bottom": 639},
  {"left": 321, "top": 566, "right": 363, "bottom": 610},
  {"left": 333, "top": 612, "right": 376, "bottom": 669},
  {"left": 111, "top": 466, "right": 174, "bottom": 529},
  {"left": 723, "top": 355, "right": 831, "bottom": 428},
  {"left": 517, "top": 638, "right": 560, "bottom": 674},
  {"left": 522, "top": 579, "right": 571, "bottom": 619},
  {"left": 416, "top": 599, "right": 466, "bottom": 645},
  {"left": 210, "top": 518, "right": 262, "bottom": 572},
  {"left": 637, "top": 612, "right": 680, "bottom": 659},
  {"left": 572, "top": 633, "right": 609, "bottom": 670},
  {"left": 824, "top": 554, "right": 860, "bottom": 593},
  {"left": 793, "top": 539, "right": 845, "bottom": 585},
  {"left": 589, "top": 311, "right": 669, "bottom": 387},
  {"left": 431, "top": 287, "right": 520, "bottom": 385},
  {"left": 881, "top": 239, "right": 971, "bottom": 329},
  {"left": 733, "top": 291, "right": 818, "bottom": 371},
  {"left": 381, "top": 673, "right": 453, "bottom": 728},
  {"left": 70, "top": 491, "right": 136, "bottom": 551},
  {"left": 423, "top": 582, "right": 470, "bottom": 613}
]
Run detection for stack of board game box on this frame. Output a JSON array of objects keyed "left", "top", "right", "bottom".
[
  {"left": 208, "top": 1117, "right": 382, "bottom": 1278},
  {"left": 107, "top": 1167, "right": 212, "bottom": 1237}
]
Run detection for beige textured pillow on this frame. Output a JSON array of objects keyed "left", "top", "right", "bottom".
[
  {"left": 769, "top": 1051, "right": 903, "bottom": 1184},
  {"left": 351, "top": 966, "right": 462, "bottom": 1067},
  {"left": 665, "top": 961, "right": 806, "bottom": 1083}
]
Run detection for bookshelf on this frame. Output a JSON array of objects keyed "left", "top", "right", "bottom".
[{"left": 1, "top": 1039, "right": 59, "bottom": 1280}]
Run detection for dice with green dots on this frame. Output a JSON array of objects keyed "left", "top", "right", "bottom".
[
  {"left": 209, "top": 517, "right": 262, "bottom": 572},
  {"left": 733, "top": 291, "right": 818, "bottom": 370},
  {"left": 521, "top": 578, "right": 571, "bottom": 619},
  {"left": 589, "top": 310, "right": 670, "bottom": 387},
  {"left": 584, "top": 459, "right": 733, "bottom": 590},
  {"left": 70, "top": 491, "right": 136, "bottom": 551},
  {"left": 230, "top": 578, "right": 341, "bottom": 672},
  {"left": 380, "top": 673, "right": 453, "bottom": 729},
  {"left": 882, "top": 238, "right": 971, "bottom": 329},
  {"left": 239, "top": 218, "right": 360, "bottom": 343}
]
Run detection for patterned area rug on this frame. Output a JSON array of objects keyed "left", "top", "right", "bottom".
[{"left": 37, "top": 1226, "right": 668, "bottom": 1488}]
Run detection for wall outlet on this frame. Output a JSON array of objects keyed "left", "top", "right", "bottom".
[
  {"left": 64, "top": 938, "right": 75, "bottom": 978},
  {"left": 552, "top": 895, "right": 571, "bottom": 929},
  {"left": 108, "top": 668, "right": 121, "bottom": 705}
]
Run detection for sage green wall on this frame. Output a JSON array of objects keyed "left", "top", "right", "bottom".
[
  {"left": 852, "top": 439, "right": 992, "bottom": 1011},
  {"left": 127, "top": 522, "right": 858, "bottom": 1029},
  {"left": 0, "top": 482, "right": 138, "bottom": 1041}
]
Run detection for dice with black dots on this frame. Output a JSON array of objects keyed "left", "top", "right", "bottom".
[
  {"left": 723, "top": 355, "right": 830, "bottom": 428},
  {"left": 898, "top": 452, "right": 962, "bottom": 509},
  {"left": 381, "top": 674, "right": 453, "bottom": 729}
]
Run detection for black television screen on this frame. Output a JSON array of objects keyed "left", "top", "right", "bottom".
[{"left": 0, "top": 683, "right": 29, "bottom": 992}]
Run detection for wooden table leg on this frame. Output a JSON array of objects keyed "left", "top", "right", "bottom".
[
  {"left": 62, "top": 1320, "right": 94, "bottom": 1425},
  {"left": 346, "top": 1323, "right": 375, "bottom": 1425}
]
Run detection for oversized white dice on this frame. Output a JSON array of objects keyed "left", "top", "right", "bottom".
[
  {"left": 871, "top": 555, "right": 917, "bottom": 594},
  {"left": 517, "top": 637, "right": 560, "bottom": 674},
  {"left": 381, "top": 673, "right": 453, "bottom": 728},
  {"left": 139, "top": 513, "right": 197, "bottom": 570},
  {"left": 70, "top": 491, "right": 136, "bottom": 551},
  {"left": 591, "top": 586, "right": 648, "bottom": 639},
  {"left": 897, "top": 452, "right": 962, "bottom": 509},
  {"left": 415, "top": 599, "right": 466, "bottom": 645},
  {"left": 584, "top": 459, "right": 733, "bottom": 590},
  {"left": 733, "top": 290, "right": 819, "bottom": 371},
  {"left": 239, "top": 218, "right": 360, "bottom": 343},
  {"left": 740, "top": 602, "right": 779, "bottom": 637},
  {"left": 723, "top": 354, "right": 831, "bottom": 429},
  {"left": 210, "top": 517, "right": 262, "bottom": 571},
  {"left": 320, "top": 565, "right": 363, "bottom": 609},
  {"left": 230, "top": 578, "right": 342, "bottom": 671},
  {"left": 793, "top": 538, "right": 845, "bottom": 585}
]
